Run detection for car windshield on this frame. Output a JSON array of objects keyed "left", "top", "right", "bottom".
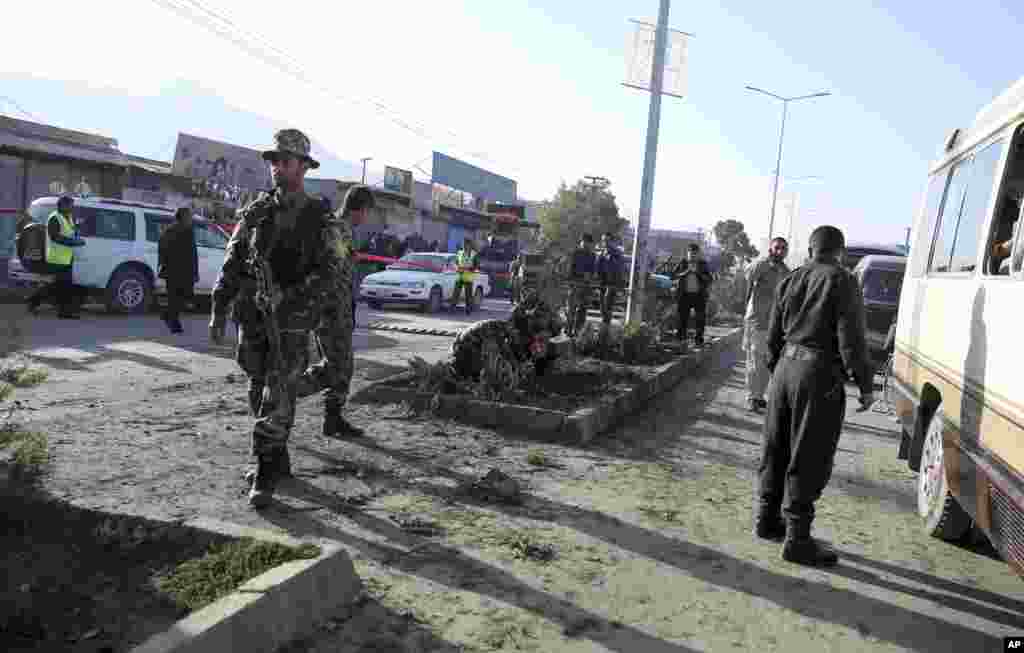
[
  {"left": 861, "top": 268, "right": 904, "bottom": 304},
  {"left": 387, "top": 254, "right": 448, "bottom": 272}
]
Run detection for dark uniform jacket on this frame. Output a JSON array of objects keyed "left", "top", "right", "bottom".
[
  {"left": 570, "top": 247, "right": 597, "bottom": 279},
  {"left": 673, "top": 258, "right": 713, "bottom": 298},
  {"left": 597, "top": 245, "right": 626, "bottom": 287},
  {"left": 766, "top": 260, "right": 873, "bottom": 395},
  {"left": 157, "top": 222, "right": 199, "bottom": 287}
]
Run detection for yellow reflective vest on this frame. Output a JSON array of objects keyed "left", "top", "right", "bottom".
[{"left": 45, "top": 211, "right": 75, "bottom": 267}]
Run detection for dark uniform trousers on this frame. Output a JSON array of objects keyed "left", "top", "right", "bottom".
[
  {"left": 677, "top": 292, "right": 707, "bottom": 342},
  {"left": 757, "top": 344, "right": 847, "bottom": 532}
]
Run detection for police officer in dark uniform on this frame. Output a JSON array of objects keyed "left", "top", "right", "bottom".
[{"left": 755, "top": 225, "right": 874, "bottom": 567}]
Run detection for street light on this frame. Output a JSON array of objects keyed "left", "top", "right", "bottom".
[
  {"left": 745, "top": 86, "right": 831, "bottom": 239},
  {"left": 360, "top": 157, "right": 372, "bottom": 184}
]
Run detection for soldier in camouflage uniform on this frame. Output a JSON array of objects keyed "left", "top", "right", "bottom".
[
  {"left": 451, "top": 290, "right": 564, "bottom": 380},
  {"left": 209, "top": 128, "right": 349, "bottom": 508},
  {"left": 292, "top": 185, "right": 375, "bottom": 438}
]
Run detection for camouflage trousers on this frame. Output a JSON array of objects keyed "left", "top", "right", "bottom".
[
  {"left": 236, "top": 314, "right": 355, "bottom": 455},
  {"left": 236, "top": 321, "right": 311, "bottom": 456}
]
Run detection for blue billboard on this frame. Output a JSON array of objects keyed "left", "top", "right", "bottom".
[{"left": 431, "top": 152, "right": 517, "bottom": 204}]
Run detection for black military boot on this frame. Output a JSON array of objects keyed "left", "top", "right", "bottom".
[
  {"left": 781, "top": 518, "right": 838, "bottom": 567},
  {"left": 248, "top": 452, "right": 285, "bottom": 509},
  {"left": 323, "top": 409, "right": 365, "bottom": 439},
  {"left": 754, "top": 504, "right": 786, "bottom": 541},
  {"left": 244, "top": 448, "right": 291, "bottom": 484}
]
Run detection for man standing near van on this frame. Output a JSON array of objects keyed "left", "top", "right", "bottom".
[
  {"left": 157, "top": 207, "right": 199, "bottom": 334},
  {"left": 744, "top": 237, "right": 790, "bottom": 413},
  {"left": 597, "top": 232, "right": 625, "bottom": 325},
  {"left": 26, "top": 195, "right": 86, "bottom": 319},
  {"left": 755, "top": 226, "right": 874, "bottom": 567}
]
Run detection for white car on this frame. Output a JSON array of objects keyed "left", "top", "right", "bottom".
[
  {"left": 360, "top": 252, "right": 490, "bottom": 313},
  {"left": 7, "top": 195, "right": 229, "bottom": 313}
]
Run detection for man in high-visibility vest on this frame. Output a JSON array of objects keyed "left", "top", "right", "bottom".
[
  {"left": 26, "top": 195, "right": 86, "bottom": 318},
  {"left": 449, "top": 239, "right": 480, "bottom": 315}
]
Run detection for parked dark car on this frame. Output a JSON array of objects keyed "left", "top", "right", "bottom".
[
  {"left": 844, "top": 243, "right": 906, "bottom": 271},
  {"left": 853, "top": 254, "right": 906, "bottom": 362}
]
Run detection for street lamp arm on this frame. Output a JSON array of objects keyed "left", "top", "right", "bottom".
[
  {"left": 788, "top": 91, "right": 832, "bottom": 102},
  {"left": 745, "top": 85, "right": 785, "bottom": 101}
]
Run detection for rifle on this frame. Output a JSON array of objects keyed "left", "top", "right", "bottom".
[{"left": 247, "top": 192, "right": 287, "bottom": 415}]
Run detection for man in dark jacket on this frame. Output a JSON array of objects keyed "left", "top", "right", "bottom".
[
  {"left": 597, "top": 232, "right": 625, "bottom": 324},
  {"left": 673, "top": 243, "right": 713, "bottom": 346},
  {"left": 158, "top": 207, "right": 199, "bottom": 334},
  {"left": 755, "top": 225, "right": 874, "bottom": 567},
  {"left": 566, "top": 234, "right": 597, "bottom": 336}
]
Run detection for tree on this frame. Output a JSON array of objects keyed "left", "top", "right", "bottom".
[
  {"left": 713, "top": 219, "right": 759, "bottom": 271},
  {"left": 538, "top": 179, "right": 628, "bottom": 257}
]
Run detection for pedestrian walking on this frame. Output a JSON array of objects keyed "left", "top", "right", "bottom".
[
  {"left": 293, "top": 184, "right": 374, "bottom": 440},
  {"left": 26, "top": 195, "right": 87, "bottom": 318},
  {"left": 565, "top": 234, "right": 597, "bottom": 336},
  {"left": 157, "top": 207, "right": 199, "bottom": 334},
  {"left": 673, "top": 243, "right": 713, "bottom": 347},
  {"left": 597, "top": 232, "right": 625, "bottom": 325},
  {"left": 449, "top": 239, "right": 480, "bottom": 314},
  {"left": 743, "top": 237, "right": 790, "bottom": 412},
  {"left": 209, "top": 128, "right": 349, "bottom": 508},
  {"left": 755, "top": 225, "right": 875, "bottom": 567}
]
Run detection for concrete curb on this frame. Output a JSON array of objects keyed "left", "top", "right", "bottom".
[
  {"left": 352, "top": 327, "right": 743, "bottom": 443},
  {"left": 130, "top": 517, "right": 361, "bottom": 653}
]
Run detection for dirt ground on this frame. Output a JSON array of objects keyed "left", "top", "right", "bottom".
[
  {"left": 4, "top": 321, "right": 1023, "bottom": 652},
  {"left": 0, "top": 491, "right": 235, "bottom": 653}
]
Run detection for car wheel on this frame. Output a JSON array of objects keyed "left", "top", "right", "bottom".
[
  {"left": 918, "top": 403, "right": 972, "bottom": 541},
  {"left": 423, "top": 286, "right": 442, "bottom": 314},
  {"left": 107, "top": 268, "right": 152, "bottom": 314},
  {"left": 368, "top": 301, "right": 383, "bottom": 310}
]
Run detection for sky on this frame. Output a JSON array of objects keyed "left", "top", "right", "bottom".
[{"left": 3, "top": 0, "right": 1024, "bottom": 253}]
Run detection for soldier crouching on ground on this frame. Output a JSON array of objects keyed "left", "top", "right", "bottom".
[
  {"left": 754, "top": 225, "right": 874, "bottom": 566},
  {"left": 451, "top": 291, "right": 564, "bottom": 381},
  {"left": 209, "top": 128, "right": 348, "bottom": 509}
]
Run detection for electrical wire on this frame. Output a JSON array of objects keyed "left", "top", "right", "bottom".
[{"left": 147, "top": 0, "right": 514, "bottom": 174}]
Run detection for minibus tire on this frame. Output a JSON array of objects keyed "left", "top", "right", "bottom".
[{"left": 918, "top": 403, "right": 972, "bottom": 541}]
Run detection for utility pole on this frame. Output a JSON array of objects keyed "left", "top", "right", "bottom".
[
  {"left": 360, "top": 157, "right": 372, "bottom": 184},
  {"left": 626, "top": 0, "right": 671, "bottom": 325}
]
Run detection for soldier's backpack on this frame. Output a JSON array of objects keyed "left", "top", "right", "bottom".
[{"left": 16, "top": 222, "right": 49, "bottom": 273}]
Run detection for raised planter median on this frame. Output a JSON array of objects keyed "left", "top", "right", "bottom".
[
  {"left": 352, "top": 326, "right": 742, "bottom": 443},
  {"left": 131, "top": 518, "right": 360, "bottom": 653}
]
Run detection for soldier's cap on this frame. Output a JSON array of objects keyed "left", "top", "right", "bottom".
[{"left": 261, "top": 129, "right": 320, "bottom": 169}]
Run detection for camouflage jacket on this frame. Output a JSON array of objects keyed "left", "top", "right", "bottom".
[
  {"left": 451, "top": 319, "right": 525, "bottom": 378},
  {"left": 212, "top": 191, "right": 353, "bottom": 331}
]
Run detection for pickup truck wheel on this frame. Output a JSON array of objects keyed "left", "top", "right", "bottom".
[
  {"left": 423, "top": 286, "right": 443, "bottom": 314},
  {"left": 107, "top": 268, "right": 152, "bottom": 314},
  {"left": 918, "top": 403, "right": 972, "bottom": 541}
]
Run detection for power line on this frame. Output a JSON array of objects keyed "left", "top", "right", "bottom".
[{"left": 148, "top": 0, "right": 512, "bottom": 174}]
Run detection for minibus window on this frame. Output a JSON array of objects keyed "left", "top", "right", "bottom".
[
  {"left": 930, "top": 161, "right": 969, "bottom": 274},
  {"left": 949, "top": 141, "right": 1004, "bottom": 273}
]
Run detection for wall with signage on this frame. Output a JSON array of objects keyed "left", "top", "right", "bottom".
[
  {"left": 431, "top": 152, "right": 517, "bottom": 204},
  {"left": 172, "top": 133, "right": 270, "bottom": 209}
]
